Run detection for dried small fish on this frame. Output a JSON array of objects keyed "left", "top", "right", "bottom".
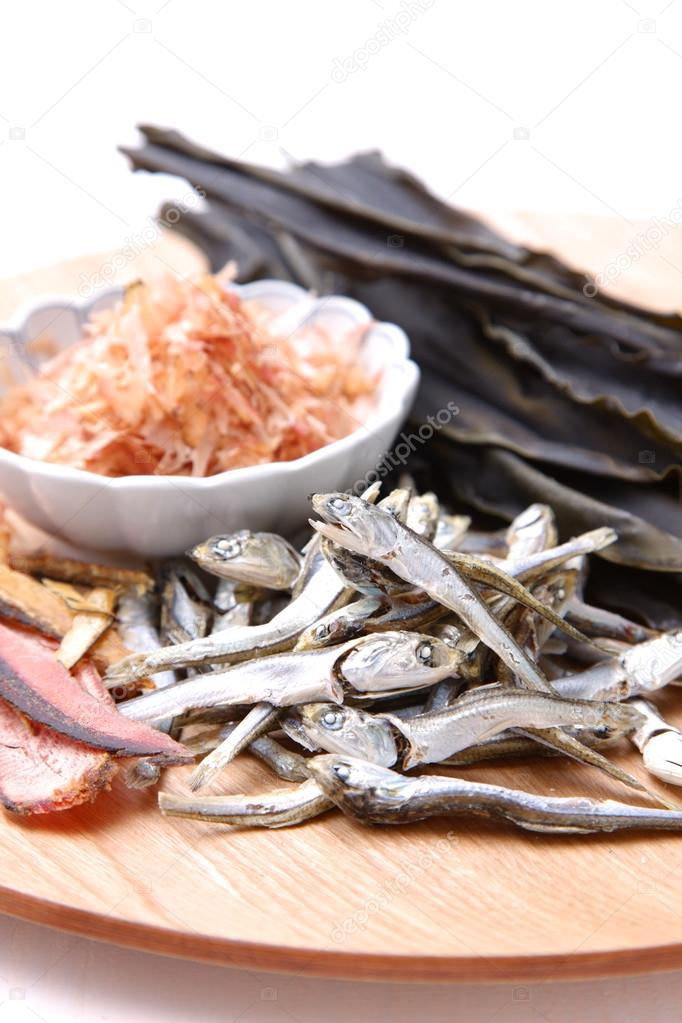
[
  {"left": 630, "top": 699, "right": 682, "bottom": 786},
  {"left": 158, "top": 778, "right": 331, "bottom": 828},
  {"left": 116, "top": 588, "right": 176, "bottom": 691},
  {"left": 119, "top": 642, "right": 349, "bottom": 723},
  {"left": 338, "top": 631, "right": 458, "bottom": 693},
  {"left": 441, "top": 728, "right": 618, "bottom": 766},
  {"left": 160, "top": 567, "right": 211, "bottom": 647},
  {"left": 310, "top": 494, "right": 663, "bottom": 791},
  {"left": 382, "top": 689, "right": 642, "bottom": 768},
  {"left": 295, "top": 594, "right": 383, "bottom": 650},
  {"left": 505, "top": 504, "right": 557, "bottom": 559},
  {"left": 9, "top": 552, "right": 153, "bottom": 593},
  {"left": 556, "top": 631, "right": 682, "bottom": 702},
  {"left": 182, "top": 719, "right": 311, "bottom": 783},
  {"left": 433, "top": 514, "right": 471, "bottom": 551},
  {"left": 106, "top": 541, "right": 348, "bottom": 684},
  {"left": 565, "top": 598, "right": 654, "bottom": 645},
  {"left": 189, "top": 701, "right": 279, "bottom": 790},
  {"left": 307, "top": 755, "right": 682, "bottom": 834},
  {"left": 406, "top": 492, "right": 439, "bottom": 540},
  {"left": 189, "top": 530, "right": 302, "bottom": 590},
  {"left": 310, "top": 494, "right": 557, "bottom": 693}
]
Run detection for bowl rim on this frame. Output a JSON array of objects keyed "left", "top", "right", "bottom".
[{"left": 0, "top": 280, "right": 419, "bottom": 491}]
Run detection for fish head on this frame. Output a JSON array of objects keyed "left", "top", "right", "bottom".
[
  {"left": 310, "top": 493, "right": 400, "bottom": 560},
  {"left": 592, "top": 701, "right": 644, "bottom": 740},
  {"left": 406, "top": 492, "right": 439, "bottom": 539},
  {"left": 297, "top": 609, "right": 364, "bottom": 651},
  {"left": 506, "top": 503, "right": 556, "bottom": 550},
  {"left": 296, "top": 703, "right": 398, "bottom": 766},
  {"left": 306, "top": 754, "right": 409, "bottom": 814},
  {"left": 339, "top": 630, "right": 454, "bottom": 692},
  {"left": 189, "top": 531, "right": 300, "bottom": 590},
  {"left": 378, "top": 487, "right": 411, "bottom": 523}
]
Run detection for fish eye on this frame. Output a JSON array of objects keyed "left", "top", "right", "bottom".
[
  {"left": 322, "top": 710, "right": 343, "bottom": 730},
  {"left": 416, "top": 642, "right": 434, "bottom": 666},
  {"left": 212, "top": 537, "right": 242, "bottom": 560},
  {"left": 330, "top": 497, "right": 351, "bottom": 516},
  {"left": 314, "top": 623, "right": 329, "bottom": 639},
  {"left": 594, "top": 724, "right": 611, "bottom": 738},
  {"left": 333, "top": 763, "right": 351, "bottom": 781}
]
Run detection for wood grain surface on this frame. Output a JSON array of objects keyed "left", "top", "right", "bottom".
[{"left": 0, "top": 216, "right": 681, "bottom": 984}]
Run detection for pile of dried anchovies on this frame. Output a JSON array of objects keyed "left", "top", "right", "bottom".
[{"left": 106, "top": 485, "right": 682, "bottom": 836}]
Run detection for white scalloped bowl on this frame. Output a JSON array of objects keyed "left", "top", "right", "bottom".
[{"left": 0, "top": 281, "right": 419, "bottom": 557}]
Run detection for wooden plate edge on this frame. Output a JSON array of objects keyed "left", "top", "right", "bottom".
[{"left": 0, "top": 883, "right": 680, "bottom": 984}]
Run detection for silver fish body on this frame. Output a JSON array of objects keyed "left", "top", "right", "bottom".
[
  {"left": 295, "top": 595, "right": 383, "bottom": 651},
  {"left": 116, "top": 589, "right": 176, "bottom": 692},
  {"left": 307, "top": 755, "right": 682, "bottom": 834},
  {"left": 406, "top": 492, "right": 440, "bottom": 540},
  {"left": 433, "top": 514, "right": 471, "bottom": 551},
  {"left": 383, "top": 689, "right": 642, "bottom": 768},
  {"left": 118, "top": 643, "right": 349, "bottom": 723},
  {"left": 106, "top": 550, "right": 348, "bottom": 685},
  {"left": 159, "top": 778, "right": 331, "bottom": 828},
  {"left": 505, "top": 504, "right": 556, "bottom": 559},
  {"left": 556, "top": 631, "right": 682, "bottom": 702},
  {"left": 189, "top": 701, "right": 279, "bottom": 790}
]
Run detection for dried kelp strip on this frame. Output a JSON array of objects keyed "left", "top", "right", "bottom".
[
  {"left": 122, "top": 140, "right": 682, "bottom": 352},
  {"left": 433, "top": 445, "right": 682, "bottom": 572},
  {"left": 123, "top": 129, "right": 682, "bottom": 625}
]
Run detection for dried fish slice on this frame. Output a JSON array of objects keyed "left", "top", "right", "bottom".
[
  {"left": 54, "top": 586, "right": 117, "bottom": 670},
  {"left": 0, "top": 621, "right": 191, "bottom": 763}
]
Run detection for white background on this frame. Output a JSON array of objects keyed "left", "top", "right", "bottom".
[
  {"left": 2, "top": 0, "right": 682, "bottom": 278},
  {"left": 2, "top": 1, "right": 682, "bottom": 1019}
]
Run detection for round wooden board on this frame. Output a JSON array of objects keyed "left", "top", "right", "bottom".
[{"left": 1, "top": 215, "right": 682, "bottom": 984}]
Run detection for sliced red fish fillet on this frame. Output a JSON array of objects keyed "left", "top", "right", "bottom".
[
  {"left": 0, "top": 643, "right": 116, "bottom": 813},
  {"left": 0, "top": 621, "right": 191, "bottom": 763},
  {"left": 0, "top": 701, "right": 115, "bottom": 814}
]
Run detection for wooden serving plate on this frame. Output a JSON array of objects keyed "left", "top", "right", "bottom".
[{"left": 1, "top": 217, "right": 681, "bottom": 984}]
